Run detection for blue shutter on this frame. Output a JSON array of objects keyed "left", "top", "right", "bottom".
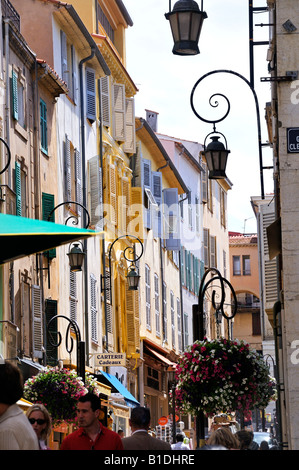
[
  {"left": 142, "top": 158, "right": 152, "bottom": 229},
  {"left": 152, "top": 171, "right": 162, "bottom": 237},
  {"left": 40, "top": 99, "right": 48, "bottom": 153},
  {"left": 86, "top": 68, "right": 96, "bottom": 121},
  {"left": 163, "top": 188, "right": 180, "bottom": 250},
  {"left": 12, "top": 70, "right": 18, "bottom": 120}
]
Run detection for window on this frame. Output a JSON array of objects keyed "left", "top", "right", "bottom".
[
  {"left": 145, "top": 264, "right": 151, "bottom": 330},
  {"left": 243, "top": 255, "right": 251, "bottom": 275},
  {"left": 233, "top": 255, "right": 241, "bottom": 276},
  {"left": 154, "top": 273, "right": 160, "bottom": 337},
  {"left": 61, "top": 31, "right": 77, "bottom": 103},
  {"left": 252, "top": 311, "right": 261, "bottom": 335},
  {"left": 40, "top": 99, "right": 48, "bottom": 154}
]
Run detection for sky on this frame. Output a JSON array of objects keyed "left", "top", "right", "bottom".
[{"left": 124, "top": 0, "right": 274, "bottom": 234}]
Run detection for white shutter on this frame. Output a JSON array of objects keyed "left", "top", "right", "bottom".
[
  {"left": 70, "top": 270, "right": 77, "bottom": 323},
  {"left": 60, "top": 30, "right": 67, "bottom": 84},
  {"left": 163, "top": 188, "right": 180, "bottom": 250},
  {"left": 32, "top": 285, "right": 43, "bottom": 359},
  {"left": 152, "top": 171, "right": 162, "bottom": 238},
  {"left": 75, "top": 148, "right": 82, "bottom": 215},
  {"left": 123, "top": 98, "right": 136, "bottom": 153},
  {"left": 259, "top": 202, "right": 279, "bottom": 313},
  {"left": 90, "top": 274, "right": 98, "bottom": 343},
  {"left": 113, "top": 83, "right": 126, "bottom": 141},
  {"left": 64, "top": 135, "right": 71, "bottom": 201},
  {"left": 88, "top": 156, "right": 103, "bottom": 229}
]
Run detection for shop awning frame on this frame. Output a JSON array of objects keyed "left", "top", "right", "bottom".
[
  {"left": 0, "top": 213, "right": 100, "bottom": 265},
  {"left": 98, "top": 370, "right": 139, "bottom": 407}
]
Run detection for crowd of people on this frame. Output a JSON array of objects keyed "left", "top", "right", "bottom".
[{"left": 0, "top": 360, "right": 277, "bottom": 451}]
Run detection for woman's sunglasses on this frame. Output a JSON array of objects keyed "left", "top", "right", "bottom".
[{"left": 28, "top": 418, "right": 46, "bottom": 425}]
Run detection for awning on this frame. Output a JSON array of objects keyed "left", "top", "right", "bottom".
[
  {"left": 0, "top": 213, "right": 100, "bottom": 265},
  {"left": 98, "top": 371, "right": 139, "bottom": 407},
  {"left": 144, "top": 344, "right": 175, "bottom": 366}
]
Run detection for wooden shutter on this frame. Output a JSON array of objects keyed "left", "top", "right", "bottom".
[
  {"left": 15, "top": 161, "right": 22, "bottom": 216},
  {"left": 163, "top": 188, "right": 180, "bottom": 250},
  {"left": 210, "top": 235, "right": 217, "bottom": 268},
  {"left": 100, "top": 76, "right": 110, "bottom": 127},
  {"left": 129, "top": 187, "right": 143, "bottom": 241},
  {"left": 12, "top": 70, "right": 18, "bottom": 120},
  {"left": 90, "top": 274, "right": 98, "bottom": 343},
  {"left": 61, "top": 30, "right": 68, "bottom": 84},
  {"left": 64, "top": 135, "right": 72, "bottom": 201},
  {"left": 152, "top": 171, "right": 162, "bottom": 238},
  {"left": 88, "top": 155, "right": 103, "bottom": 229},
  {"left": 123, "top": 98, "right": 135, "bottom": 153},
  {"left": 42, "top": 192, "right": 56, "bottom": 258},
  {"left": 69, "top": 270, "right": 77, "bottom": 323},
  {"left": 32, "top": 285, "right": 43, "bottom": 359},
  {"left": 126, "top": 284, "right": 139, "bottom": 355},
  {"left": 145, "top": 264, "right": 151, "bottom": 330},
  {"left": 40, "top": 99, "right": 48, "bottom": 153},
  {"left": 45, "top": 299, "right": 58, "bottom": 366},
  {"left": 86, "top": 68, "right": 96, "bottom": 121},
  {"left": 203, "top": 228, "right": 210, "bottom": 267},
  {"left": 75, "top": 148, "right": 82, "bottom": 215},
  {"left": 113, "top": 83, "right": 125, "bottom": 141}
]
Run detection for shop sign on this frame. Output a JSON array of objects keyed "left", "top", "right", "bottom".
[
  {"left": 287, "top": 127, "right": 299, "bottom": 153},
  {"left": 95, "top": 353, "right": 126, "bottom": 366}
]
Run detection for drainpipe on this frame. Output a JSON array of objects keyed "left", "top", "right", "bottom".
[
  {"left": 79, "top": 47, "right": 95, "bottom": 365},
  {"left": 97, "top": 78, "right": 108, "bottom": 350}
]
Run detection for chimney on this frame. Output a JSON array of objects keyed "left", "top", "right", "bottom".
[{"left": 145, "top": 109, "right": 158, "bottom": 132}]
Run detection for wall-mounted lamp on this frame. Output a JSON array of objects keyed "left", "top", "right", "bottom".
[
  {"left": 67, "top": 242, "right": 86, "bottom": 272},
  {"left": 101, "top": 235, "right": 144, "bottom": 301}
]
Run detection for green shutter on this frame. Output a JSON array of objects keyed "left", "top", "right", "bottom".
[
  {"left": 15, "top": 161, "right": 22, "bottom": 216},
  {"left": 12, "top": 70, "right": 18, "bottom": 120},
  {"left": 40, "top": 99, "right": 48, "bottom": 153},
  {"left": 42, "top": 192, "right": 56, "bottom": 258}
]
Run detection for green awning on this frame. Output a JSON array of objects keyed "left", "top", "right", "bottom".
[{"left": 0, "top": 213, "right": 101, "bottom": 265}]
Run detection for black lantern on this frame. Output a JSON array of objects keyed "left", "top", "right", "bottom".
[
  {"left": 204, "top": 134, "right": 230, "bottom": 179},
  {"left": 165, "top": 0, "right": 207, "bottom": 56},
  {"left": 67, "top": 242, "right": 85, "bottom": 272},
  {"left": 126, "top": 264, "right": 140, "bottom": 291}
]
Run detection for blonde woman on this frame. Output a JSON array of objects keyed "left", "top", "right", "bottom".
[{"left": 26, "top": 404, "right": 52, "bottom": 450}]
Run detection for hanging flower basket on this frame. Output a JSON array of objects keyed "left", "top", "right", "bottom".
[
  {"left": 24, "top": 367, "right": 99, "bottom": 426},
  {"left": 173, "top": 337, "right": 276, "bottom": 418}
]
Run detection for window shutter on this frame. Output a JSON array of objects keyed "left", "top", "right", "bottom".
[
  {"left": 210, "top": 235, "right": 217, "bottom": 268},
  {"left": 86, "top": 68, "right": 96, "bottom": 121},
  {"left": 88, "top": 155, "right": 103, "bottom": 229},
  {"left": 64, "top": 135, "right": 72, "bottom": 201},
  {"left": 180, "top": 247, "right": 185, "bottom": 286},
  {"left": 203, "top": 228, "right": 210, "bottom": 267},
  {"left": 90, "top": 274, "right": 98, "bottom": 343},
  {"left": 129, "top": 187, "right": 143, "bottom": 241},
  {"left": 177, "top": 298, "right": 182, "bottom": 352},
  {"left": 40, "top": 99, "right": 48, "bottom": 153},
  {"left": 12, "top": 70, "right": 18, "bottom": 120},
  {"left": 71, "top": 45, "right": 78, "bottom": 104},
  {"left": 15, "top": 161, "right": 22, "bottom": 216},
  {"left": 42, "top": 192, "right": 56, "bottom": 258},
  {"left": 145, "top": 264, "right": 151, "bottom": 330},
  {"left": 70, "top": 270, "right": 77, "bottom": 323},
  {"left": 126, "top": 284, "right": 139, "bottom": 355},
  {"left": 45, "top": 299, "right": 58, "bottom": 366},
  {"left": 61, "top": 30, "right": 68, "bottom": 84},
  {"left": 142, "top": 158, "right": 152, "bottom": 229},
  {"left": 202, "top": 161, "right": 207, "bottom": 203},
  {"left": 112, "top": 83, "right": 126, "bottom": 141},
  {"left": 75, "top": 148, "right": 82, "bottom": 215},
  {"left": 163, "top": 188, "right": 180, "bottom": 250},
  {"left": 152, "top": 171, "right": 162, "bottom": 238},
  {"left": 32, "top": 285, "right": 43, "bottom": 359},
  {"left": 154, "top": 273, "right": 160, "bottom": 336},
  {"left": 170, "top": 290, "right": 175, "bottom": 348},
  {"left": 100, "top": 76, "right": 110, "bottom": 127},
  {"left": 123, "top": 98, "right": 135, "bottom": 153}
]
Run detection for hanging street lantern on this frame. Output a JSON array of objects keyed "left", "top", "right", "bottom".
[
  {"left": 165, "top": 0, "right": 207, "bottom": 56},
  {"left": 67, "top": 242, "right": 86, "bottom": 272},
  {"left": 204, "top": 133, "right": 230, "bottom": 180}
]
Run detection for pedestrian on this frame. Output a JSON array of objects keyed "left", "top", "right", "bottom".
[
  {"left": 235, "top": 430, "right": 255, "bottom": 450},
  {"left": 26, "top": 404, "right": 52, "bottom": 450},
  {"left": 206, "top": 427, "right": 240, "bottom": 450},
  {"left": 171, "top": 433, "right": 190, "bottom": 450},
  {"left": 118, "top": 428, "right": 124, "bottom": 438},
  {"left": 259, "top": 440, "right": 269, "bottom": 450},
  {"left": 60, "top": 393, "right": 123, "bottom": 450},
  {"left": 0, "top": 360, "right": 39, "bottom": 450},
  {"left": 122, "top": 406, "right": 171, "bottom": 450}
]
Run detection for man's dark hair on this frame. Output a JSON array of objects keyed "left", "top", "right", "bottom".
[
  {"left": 0, "top": 361, "right": 23, "bottom": 405},
  {"left": 176, "top": 433, "right": 184, "bottom": 442},
  {"left": 130, "top": 406, "right": 151, "bottom": 428},
  {"left": 78, "top": 393, "right": 101, "bottom": 411}
]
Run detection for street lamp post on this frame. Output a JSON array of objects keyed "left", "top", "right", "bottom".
[{"left": 193, "top": 267, "right": 237, "bottom": 448}]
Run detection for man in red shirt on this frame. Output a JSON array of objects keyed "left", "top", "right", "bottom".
[{"left": 60, "top": 393, "right": 123, "bottom": 450}]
